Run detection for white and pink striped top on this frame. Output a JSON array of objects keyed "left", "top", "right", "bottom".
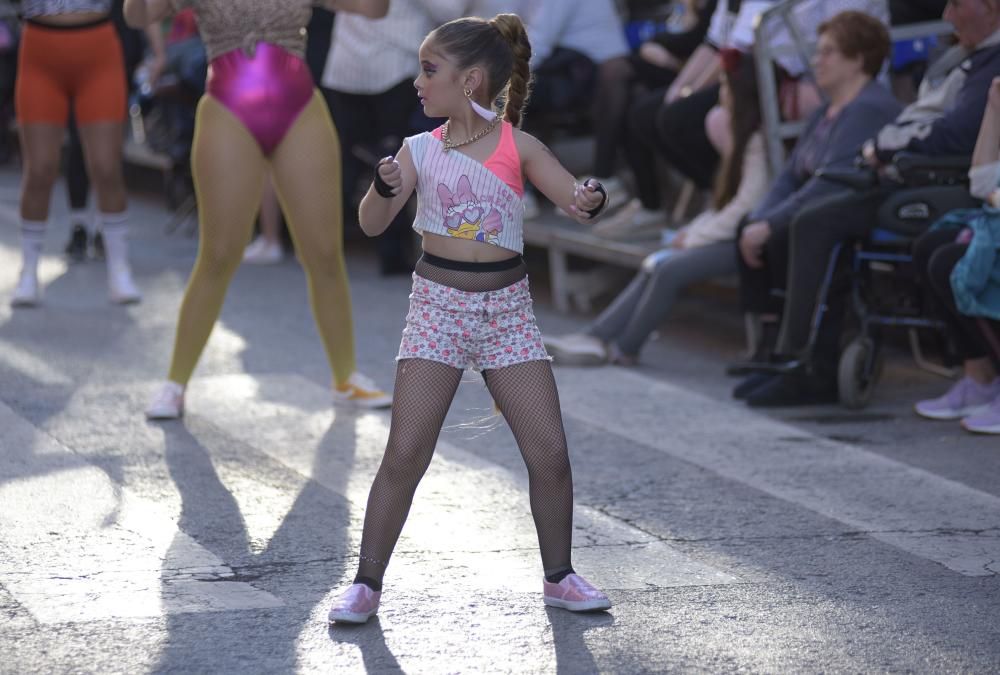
[{"left": 404, "top": 128, "right": 525, "bottom": 254}]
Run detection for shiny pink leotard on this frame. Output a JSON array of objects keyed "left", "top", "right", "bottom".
[{"left": 205, "top": 43, "right": 314, "bottom": 155}]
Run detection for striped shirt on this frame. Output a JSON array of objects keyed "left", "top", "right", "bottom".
[
  {"left": 322, "top": 0, "right": 465, "bottom": 94},
  {"left": 405, "top": 129, "right": 525, "bottom": 254}
]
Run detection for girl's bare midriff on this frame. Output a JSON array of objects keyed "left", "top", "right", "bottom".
[{"left": 421, "top": 231, "right": 521, "bottom": 263}]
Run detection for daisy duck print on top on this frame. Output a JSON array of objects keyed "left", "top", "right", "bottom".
[
  {"left": 438, "top": 175, "right": 504, "bottom": 243},
  {"left": 405, "top": 121, "right": 525, "bottom": 252}
]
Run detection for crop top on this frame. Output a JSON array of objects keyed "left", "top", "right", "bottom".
[
  {"left": 170, "top": 0, "right": 311, "bottom": 62},
  {"left": 22, "top": 0, "right": 111, "bottom": 17},
  {"left": 405, "top": 121, "right": 525, "bottom": 254}
]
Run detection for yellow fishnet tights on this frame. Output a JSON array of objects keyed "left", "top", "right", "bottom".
[{"left": 167, "top": 91, "right": 356, "bottom": 386}]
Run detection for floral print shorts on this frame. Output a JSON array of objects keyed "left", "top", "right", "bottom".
[{"left": 397, "top": 273, "right": 551, "bottom": 371}]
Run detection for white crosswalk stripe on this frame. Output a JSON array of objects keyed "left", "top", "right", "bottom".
[
  {"left": 3, "top": 360, "right": 996, "bottom": 628},
  {"left": 555, "top": 367, "right": 1000, "bottom": 577}
]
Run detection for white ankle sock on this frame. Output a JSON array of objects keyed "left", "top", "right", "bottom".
[
  {"left": 100, "top": 211, "right": 130, "bottom": 267},
  {"left": 20, "top": 218, "right": 47, "bottom": 273}
]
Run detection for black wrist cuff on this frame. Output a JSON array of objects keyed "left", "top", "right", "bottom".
[
  {"left": 585, "top": 180, "right": 608, "bottom": 218},
  {"left": 373, "top": 166, "right": 396, "bottom": 199}
]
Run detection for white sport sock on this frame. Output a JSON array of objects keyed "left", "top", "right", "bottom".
[
  {"left": 20, "top": 218, "right": 47, "bottom": 273},
  {"left": 99, "top": 211, "right": 130, "bottom": 267}
]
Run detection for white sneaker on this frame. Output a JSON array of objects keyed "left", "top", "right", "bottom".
[
  {"left": 543, "top": 333, "right": 607, "bottom": 366},
  {"left": 332, "top": 372, "right": 393, "bottom": 409},
  {"left": 243, "top": 236, "right": 283, "bottom": 265},
  {"left": 11, "top": 267, "right": 40, "bottom": 307},
  {"left": 146, "top": 381, "right": 185, "bottom": 419},
  {"left": 108, "top": 262, "right": 142, "bottom": 304},
  {"left": 591, "top": 198, "right": 663, "bottom": 238}
]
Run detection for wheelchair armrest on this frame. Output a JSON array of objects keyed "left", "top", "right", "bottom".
[
  {"left": 815, "top": 167, "right": 878, "bottom": 190},
  {"left": 890, "top": 153, "right": 970, "bottom": 186},
  {"left": 876, "top": 185, "right": 981, "bottom": 238}
]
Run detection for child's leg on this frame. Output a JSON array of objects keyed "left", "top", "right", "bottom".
[
  {"left": 268, "top": 92, "right": 356, "bottom": 387},
  {"left": 481, "top": 360, "right": 574, "bottom": 578},
  {"left": 355, "top": 358, "right": 464, "bottom": 587}
]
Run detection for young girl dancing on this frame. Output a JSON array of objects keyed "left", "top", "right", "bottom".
[{"left": 328, "top": 14, "right": 612, "bottom": 624}]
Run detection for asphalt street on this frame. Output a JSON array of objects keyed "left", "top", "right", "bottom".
[{"left": 0, "top": 166, "right": 998, "bottom": 674}]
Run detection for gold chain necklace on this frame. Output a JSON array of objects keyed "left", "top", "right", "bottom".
[{"left": 441, "top": 116, "right": 501, "bottom": 152}]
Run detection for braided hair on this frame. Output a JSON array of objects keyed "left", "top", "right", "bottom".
[{"left": 427, "top": 14, "right": 533, "bottom": 127}]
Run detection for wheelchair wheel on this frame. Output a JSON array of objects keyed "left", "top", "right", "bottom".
[{"left": 838, "top": 337, "right": 883, "bottom": 409}]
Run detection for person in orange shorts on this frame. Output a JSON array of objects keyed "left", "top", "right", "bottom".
[{"left": 13, "top": 0, "right": 141, "bottom": 306}]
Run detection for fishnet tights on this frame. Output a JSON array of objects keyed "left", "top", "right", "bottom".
[
  {"left": 413, "top": 255, "right": 526, "bottom": 291},
  {"left": 356, "top": 265, "right": 574, "bottom": 585}
]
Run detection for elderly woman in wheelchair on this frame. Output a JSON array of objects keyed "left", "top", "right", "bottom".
[{"left": 732, "top": 0, "right": 1000, "bottom": 408}]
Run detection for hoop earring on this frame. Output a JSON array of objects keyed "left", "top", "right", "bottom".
[{"left": 464, "top": 88, "right": 473, "bottom": 98}]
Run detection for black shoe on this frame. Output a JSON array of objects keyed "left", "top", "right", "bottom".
[
  {"left": 91, "top": 231, "right": 105, "bottom": 260},
  {"left": 726, "top": 354, "right": 804, "bottom": 377},
  {"left": 64, "top": 225, "right": 88, "bottom": 262},
  {"left": 745, "top": 371, "right": 838, "bottom": 408},
  {"left": 732, "top": 372, "right": 777, "bottom": 400},
  {"left": 727, "top": 320, "right": 779, "bottom": 376}
]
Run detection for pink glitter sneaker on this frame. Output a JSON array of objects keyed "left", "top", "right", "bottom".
[
  {"left": 327, "top": 583, "right": 381, "bottom": 624},
  {"left": 543, "top": 574, "right": 611, "bottom": 612}
]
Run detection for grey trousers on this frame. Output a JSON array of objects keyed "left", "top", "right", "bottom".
[{"left": 587, "top": 241, "right": 736, "bottom": 356}]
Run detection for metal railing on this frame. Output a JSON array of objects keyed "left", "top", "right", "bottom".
[{"left": 752, "top": 0, "right": 953, "bottom": 174}]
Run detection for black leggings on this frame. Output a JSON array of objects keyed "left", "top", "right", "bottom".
[
  {"left": 912, "top": 227, "right": 988, "bottom": 361},
  {"left": 625, "top": 83, "right": 720, "bottom": 210}
]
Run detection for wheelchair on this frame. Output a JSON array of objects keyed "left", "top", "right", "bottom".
[{"left": 806, "top": 153, "right": 980, "bottom": 409}]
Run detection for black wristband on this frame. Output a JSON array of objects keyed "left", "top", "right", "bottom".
[
  {"left": 585, "top": 180, "right": 608, "bottom": 218},
  {"left": 373, "top": 165, "right": 396, "bottom": 199}
]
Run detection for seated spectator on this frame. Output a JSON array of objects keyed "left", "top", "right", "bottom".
[
  {"left": 524, "top": 0, "right": 629, "bottom": 124},
  {"left": 738, "top": 0, "right": 1000, "bottom": 408},
  {"left": 913, "top": 76, "right": 1000, "bottom": 435},
  {"left": 519, "top": 0, "right": 630, "bottom": 213},
  {"left": 636, "top": 0, "right": 718, "bottom": 77},
  {"left": 583, "top": 0, "right": 718, "bottom": 196},
  {"left": 544, "top": 49, "right": 768, "bottom": 366},
  {"left": 596, "top": 0, "right": 773, "bottom": 236},
  {"left": 598, "top": 0, "right": 885, "bottom": 237},
  {"left": 731, "top": 11, "right": 899, "bottom": 391}
]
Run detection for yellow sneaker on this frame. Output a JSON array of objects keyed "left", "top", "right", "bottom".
[{"left": 332, "top": 372, "right": 392, "bottom": 409}]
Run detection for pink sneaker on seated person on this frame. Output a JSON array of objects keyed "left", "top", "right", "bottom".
[
  {"left": 543, "top": 573, "right": 611, "bottom": 612},
  {"left": 328, "top": 583, "right": 381, "bottom": 624}
]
